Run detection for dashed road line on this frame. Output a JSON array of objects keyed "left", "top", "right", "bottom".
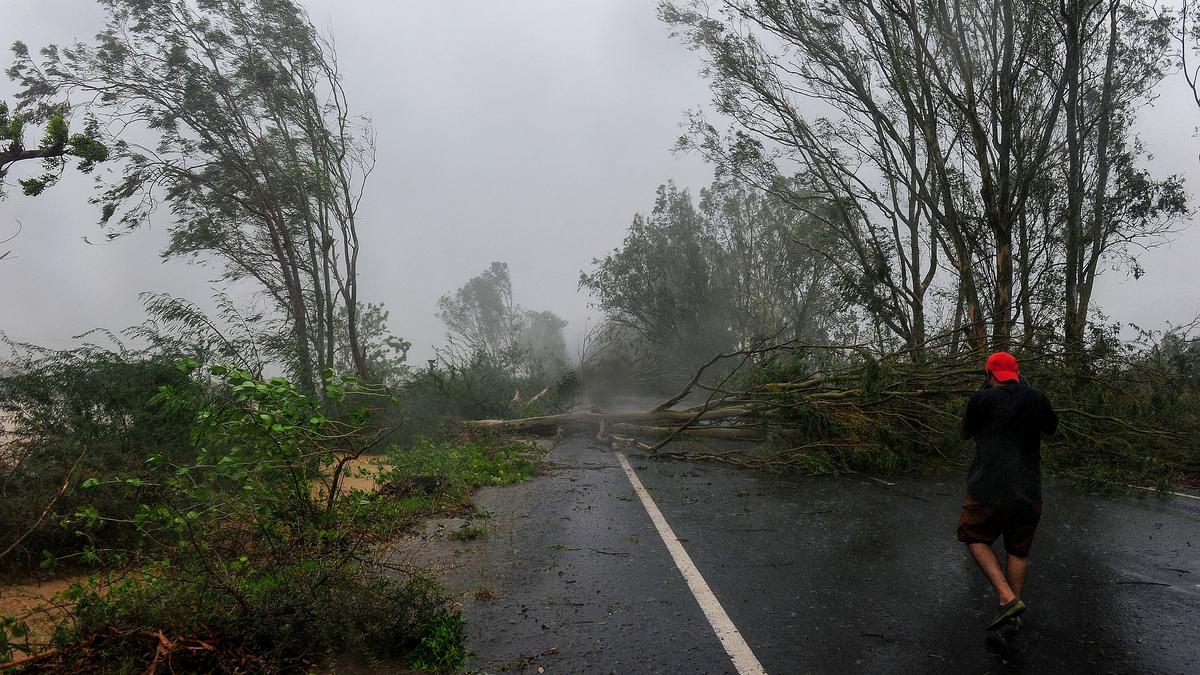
[{"left": 615, "top": 450, "right": 768, "bottom": 675}]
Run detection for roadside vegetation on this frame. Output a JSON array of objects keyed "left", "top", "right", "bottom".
[
  {"left": 0, "top": 1, "right": 565, "bottom": 671},
  {"left": 5, "top": 0, "right": 1200, "bottom": 672},
  {"left": 0, "top": 343, "right": 549, "bottom": 671}
]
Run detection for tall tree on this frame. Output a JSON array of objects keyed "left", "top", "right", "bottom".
[
  {"left": 583, "top": 179, "right": 848, "bottom": 374},
  {"left": 664, "top": 0, "right": 1186, "bottom": 355},
  {"left": 8, "top": 0, "right": 375, "bottom": 393},
  {"left": 699, "top": 178, "right": 843, "bottom": 345},
  {"left": 1060, "top": 0, "right": 1186, "bottom": 358},
  {"left": 664, "top": 0, "right": 1073, "bottom": 352},
  {"left": 580, "top": 182, "right": 732, "bottom": 373}
]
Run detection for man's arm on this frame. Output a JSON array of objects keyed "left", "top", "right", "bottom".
[
  {"left": 961, "top": 391, "right": 984, "bottom": 439},
  {"left": 1041, "top": 393, "right": 1059, "bottom": 436}
]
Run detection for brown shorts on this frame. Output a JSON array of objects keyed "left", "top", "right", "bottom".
[{"left": 956, "top": 495, "right": 1042, "bottom": 557}]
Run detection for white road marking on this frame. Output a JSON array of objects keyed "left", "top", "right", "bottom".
[
  {"left": 615, "top": 450, "right": 768, "bottom": 675},
  {"left": 1126, "top": 484, "right": 1200, "bottom": 501}
]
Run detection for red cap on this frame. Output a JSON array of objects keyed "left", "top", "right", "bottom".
[{"left": 985, "top": 351, "right": 1019, "bottom": 383}]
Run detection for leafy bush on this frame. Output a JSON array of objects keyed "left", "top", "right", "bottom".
[
  {"left": 408, "top": 609, "right": 471, "bottom": 674},
  {"left": 0, "top": 337, "right": 201, "bottom": 572},
  {"left": 380, "top": 436, "right": 546, "bottom": 503},
  {"left": 14, "top": 365, "right": 462, "bottom": 671}
]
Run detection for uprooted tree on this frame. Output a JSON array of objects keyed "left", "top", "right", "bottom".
[{"left": 471, "top": 325, "right": 1200, "bottom": 485}]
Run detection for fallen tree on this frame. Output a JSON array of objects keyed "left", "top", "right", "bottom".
[{"left": 467, "top": 328, "right": 1200, "bottom": 485}]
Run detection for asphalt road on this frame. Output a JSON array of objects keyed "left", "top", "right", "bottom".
[{"left": 421, "top": 435, "right": 1199, "bottom": 674}]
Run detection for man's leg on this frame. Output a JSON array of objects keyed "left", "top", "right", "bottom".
[
  {"left": 967, "top": 542, "right": 1017, "bottom": 605},
  {"left": 1005, "top": 554, "right": 1028, "bottom": 599},
  {"left": 1002, "top": 501, "right": 1040, "bottom": 602}
]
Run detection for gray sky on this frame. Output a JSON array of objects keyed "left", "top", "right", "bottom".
[{"left": 2, "top": 1, "right": 1199, "bottom": 364}]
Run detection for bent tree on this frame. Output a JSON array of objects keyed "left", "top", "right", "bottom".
[
  {"left": 663, "top": 0, "right": 1186, "bottom": 357},
  {"left": 8, "top": 0, "right": 376, "bottom": 394}
]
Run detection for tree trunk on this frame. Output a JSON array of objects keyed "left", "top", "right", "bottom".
[
  {"left": 1063, "top": 0, "right": 1086, "bottom": 364},
  {"left": 1076, "top": 4, "right": 1120, "bottom": 342}
]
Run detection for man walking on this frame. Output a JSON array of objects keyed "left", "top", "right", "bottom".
[{"left": 957, "top": 351, "right": 1058, "bottom": 640}]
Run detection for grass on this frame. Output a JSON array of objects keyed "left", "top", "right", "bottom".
[
  {"left": 448, "top": 522, "right": 487, "bottom": 541},
  {"left": 381, "top": 436, "right": 546, "bottom": 502},
  {"left": 0, "top": 435, "right": 549, "bottom": 672}
]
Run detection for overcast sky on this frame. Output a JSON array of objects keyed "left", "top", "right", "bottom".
[{"left": 2, "top": 1, "right": 1199, "bottom": 364}]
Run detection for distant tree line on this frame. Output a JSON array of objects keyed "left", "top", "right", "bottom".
[{"left": 581, "top": 179, "right": 853, "bottom": 379}]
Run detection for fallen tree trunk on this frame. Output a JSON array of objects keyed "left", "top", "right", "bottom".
[
  {"left": 609, "top": 423, "right": 763, "bottom": 440},
  {"left": 466, "top": 406, "right": 756, "bottom": 434},
  {"left": 464, "top": 328, "right": 1200, "bottom": 480}
]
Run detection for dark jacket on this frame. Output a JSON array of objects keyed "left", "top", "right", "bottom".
[{"left": 961, "top": 381, "right": 1058, "bottom": 506}]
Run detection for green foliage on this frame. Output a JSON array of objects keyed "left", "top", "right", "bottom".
[
  {"left": 33, "top": 366, "right": 460, "bottom": 670},
  {"left": 9, "top": 0, "right": 375, "bottom": 397},
  {"left": 381, "top": 437, "right": 545, "bottom": 503},
  {"left": 408, "top": 609, "right": 472, "bottom": 673},
  {"left": 742, "top": 329, "right": 1200, "bottom": 487},
  {"left": 0, "top": 101, "right": 107, "bottom": 199},
  {"left": 448, "top": 522, "right": 488, "bottom": 541},
  {"left": 581, "top": 182, "right": 730, "bottom": 376},
  {"left": 334, "top": 302, "right": 411, "bottom": 388},
  {"left": 397, "top": 352, "right": 576, "bottom": 443},
  {"left": 0, "top": 335, "right": 200, "bottom": 570},
  {"left": 437, "top": 262, "right": 570, "bottom": 384},
  {"left": 1, "top": 613, "right": 31, "bottom": 662},
  {"left": 582, "top": 180, "right": 852, "bottom": 381}
]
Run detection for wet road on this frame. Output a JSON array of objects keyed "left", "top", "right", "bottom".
[{"left": 426, "top": 435, "right": 1199, "bottom": 674}]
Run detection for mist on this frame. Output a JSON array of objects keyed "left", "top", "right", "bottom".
[
  {"left": 0, "top": 0, "right": 717, "bottom": 363},
  {"left": 3, "top": 0, "right": 1199, "bottom": 361}
]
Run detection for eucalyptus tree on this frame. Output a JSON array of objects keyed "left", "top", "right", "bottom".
[
  {"left": 1058, "top": 0, "right": 1187, "bottom": 357},
  {"left": 664, "top": 0, "right": 1187, "bottom": 357},
  {"left": 699, "top": 178, "right": 844, "bottom": 344},
  {"left": 663, "top": 0, "right": 1072, "bottom": 354},
  {"left": 8, "top": 0, "right": 374, "bottom": 394}
]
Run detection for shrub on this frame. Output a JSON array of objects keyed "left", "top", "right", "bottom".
[
  {"left": 380, "top": 436, "right": 546, "bottom": 504},
  {"left": 0, "top": 338, "right": 201, "bottom": 572},
  {"left": 408, "top": 609, "right": 471, "bottom": 674},
  {"left": 19, "top": 365, "right": 462, "bottom": 671}
]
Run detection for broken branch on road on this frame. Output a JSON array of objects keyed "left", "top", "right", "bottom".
[{"left": 465, "top": 328, "right": 1200, "bottom": 480}]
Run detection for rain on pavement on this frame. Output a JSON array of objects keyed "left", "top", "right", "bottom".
[{"left": 412, "top": 434, "right": 1199, "bottom": 674}]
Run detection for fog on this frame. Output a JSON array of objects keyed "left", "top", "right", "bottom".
[{"left": 2, "top": 0, "right": 1199, "bottom": 363}]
